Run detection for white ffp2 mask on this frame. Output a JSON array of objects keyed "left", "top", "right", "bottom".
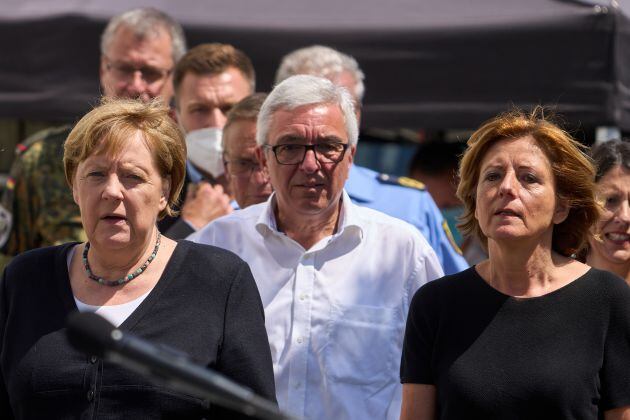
[{"left": 185, "top": 127, "right": 224, "bottom": 178}]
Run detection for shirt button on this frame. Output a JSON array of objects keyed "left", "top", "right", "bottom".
[
  {"left": 294, "top": 382, "right": 301, "bottom": 389},
  {"left": 296, "top": 337, "right": 303, "bottom": 344},
  {"left": 299, "top": 293, "right": 307, "bottom": 301},
  {"left": 87, "top": 390, "right": 95, "bottom": 401},
  {"left": 90, "top": 355, "right": 98, "bottom": 364}
]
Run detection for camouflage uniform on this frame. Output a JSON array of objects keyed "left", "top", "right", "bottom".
[{"left": 0, "top": 126, "right": 86, "bottom": 268}]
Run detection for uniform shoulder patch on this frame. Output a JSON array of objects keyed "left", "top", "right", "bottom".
[
  {"left": 442, "top": 220, "right": 463, "bottom": 256},
  {"left": 377, "top": 173, "right": 426, "bottom": 191},
  {"left": 15, "top": 125, "right": 72, "bottom": 156}
]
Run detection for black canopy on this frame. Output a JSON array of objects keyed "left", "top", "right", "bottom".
[{"left": 1, "top": 0, "right": 628, "bottom": 130}]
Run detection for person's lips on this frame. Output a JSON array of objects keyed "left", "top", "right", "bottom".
[
  {"left": 604, "top": 232, "right": 630, "bottom": 244},
  {"left": 494, "top": 208, "right": 521, "bottom": 218},
  {"left": 101, "top": 213, "right": 127, "bottom": 223},
  {"left": 295, "top": 180, "right": 325, "bottom": 189}
]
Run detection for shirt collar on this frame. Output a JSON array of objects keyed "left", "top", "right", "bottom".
[
  {"left": 255, "top": 193, "right": 279, "bottom": 237},
  {"left": 255, "top": 190, "right": 364, "bottom": 241}
]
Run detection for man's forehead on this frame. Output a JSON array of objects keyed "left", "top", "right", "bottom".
[
  {"left": 274, "top": 103, "right": 341, "bottom": 121},
  {"left": 268, "top": 103, "right": 348, "bottom": 146},
  {"left": 179, "top": 69, "right": 250, "bottom": 102},
  {"left": 106, "top": 25, "right": 173, "bottom": 62},
  {"left": 224, "top": 119, "right": 257, "bottom": 154}
]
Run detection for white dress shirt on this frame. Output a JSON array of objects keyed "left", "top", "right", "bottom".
[{"left": 187, "top": 190, "right": 443, "bottom": 419}]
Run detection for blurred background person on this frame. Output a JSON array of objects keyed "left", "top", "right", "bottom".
[
  {"left": 161, "top": 43, "right": 255, "bottom": 238},
  {"left": 0, "top": 8, "right": 186, "bottom": 268},
  {"left": 0, "top": 99, "right": 275, "bottom": 418},
  {"left": 400, "top": 110, "right": 630, "bottom": 419},
  {"left": 222, "top": 93, "right": 273, "bottom": 209},
  {"left": 275, "top": 45, "right": 468, "bottom": 275},
  {"left": 408, "top": 139, "right": 486, "bottom": 264},
  {"left": 586, "top": 139, "right": 630, "bottom": 284}
]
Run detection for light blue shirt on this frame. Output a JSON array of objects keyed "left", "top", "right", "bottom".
[{"left": 346, "top": 164, "right": 468, "bottom": 275}]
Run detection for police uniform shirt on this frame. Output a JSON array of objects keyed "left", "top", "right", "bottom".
[{"left": 345, "top": 164, "right": 468, "bottom": 275}]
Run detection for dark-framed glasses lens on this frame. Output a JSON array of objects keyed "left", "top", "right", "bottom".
[{"left": 227, "top": 160, "right": 259, "bottom": 175}]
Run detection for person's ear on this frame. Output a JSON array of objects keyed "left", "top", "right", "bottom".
[
  {"left": 553, "top": 198, "right": 570, "bottom": 225},
  {"left": 72, "top": 181, "right": 79, "bottom": 206},
  {"left": 160, "top": 176, "right": 171, "bottom": 211},
  {"left": 348, "top": 144, "right": 356, "bottom": 164},
  {"left": 256, "top": 145, "right": 268, "bottom": 169}
]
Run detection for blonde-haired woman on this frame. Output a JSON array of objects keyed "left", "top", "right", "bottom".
[{"left": 0, "top": 99, "right": 275, "bottom": 418}]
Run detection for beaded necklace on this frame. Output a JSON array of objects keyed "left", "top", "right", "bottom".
[{"left": 82, "top": 232, "right": 161, "bottom": 287}]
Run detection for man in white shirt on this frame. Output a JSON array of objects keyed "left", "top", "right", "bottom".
[{"left": 187, "top": 75, "right": 443, "bottom": 419}]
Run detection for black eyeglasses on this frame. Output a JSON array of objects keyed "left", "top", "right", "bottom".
[
  {"left": 263, "top": 142, "right": 349, "bottom": 165},
  {"left": 104, "top": 57, "right": 173, "bottom": 85}
]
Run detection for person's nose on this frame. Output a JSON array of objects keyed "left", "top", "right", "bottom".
[
  {"left": 128, "top": 71, "right": 151, "bottom": 101},
  {"left": 498, "top": 171, "right": 517, "bottom": 197},
  {"left": 251, "top": 165, "right": 270, "bottom": 185},
  {"left": 207, "top": 108, "right": 227, "bottom": 129},
  {"left": 299, "top": 148, "right": 321, "bottom": 174},
  {"left": 617, "top": 197, "right": 630, "bottom": 223},
  {"left": 102, "top": 175, "right": 124, "bottom": 201}
]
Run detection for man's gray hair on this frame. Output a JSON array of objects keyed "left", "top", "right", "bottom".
[
  {"left": 274, "top": 45, "right": 365, "bottom": 103},
  {"left": 101, "top": 8, "right": 187, "bottom": 64},
  {"left": 257, "top": 75, "right": 359, "bottom": 147}
]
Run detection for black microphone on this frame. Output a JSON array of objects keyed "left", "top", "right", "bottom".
[{"left": 66, "top": 311, "right": 297, "bottom": 420}]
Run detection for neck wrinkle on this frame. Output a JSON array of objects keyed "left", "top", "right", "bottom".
[{"left": 482, "top": 237, "right": 561, "bottom": 297}]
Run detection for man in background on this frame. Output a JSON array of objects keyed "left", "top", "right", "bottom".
[
  {"left": 161, "top": 43, "right": 255, "bottom": 238},
  {"left": 409, "top": 139, "right": 486, "bottom": 264},
  {"left": 0, "top": 8, "right": 186, "bottom": 265},
  {"left": 275, "top": 45, "right": 468, "bottom": 274},
  {"left": 222, "top": 93, "right": 273, "bottom": 209}
]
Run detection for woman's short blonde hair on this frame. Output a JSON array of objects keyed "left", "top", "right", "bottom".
[
  {"left": 457, "top": 108, "right": 599, "bottom": 257},
  {"left": 64, "top": 98, "right": 186, "bottom": 219}
]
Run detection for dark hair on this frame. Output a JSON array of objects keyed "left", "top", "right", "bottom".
[
  {"left": 409, "top": 140, "right": 467, "bottom": 176},
  {"left": 590, "top": 139, "right": 630, "bottom": 182},
  {"left": 224, "top": 93, "right": 268, "bottom": 130}
]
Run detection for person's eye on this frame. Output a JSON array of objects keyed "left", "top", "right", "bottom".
[
  {"left": 522, "top": 173, "right": 538, "bottom": 183},
  {"left": 317, "top": 143, "right": 338, "bottom": 153},
  {"left": 188, "top": 106, "right": 207, "bottom": 114},
  {"left": 220, "top": 104, "right": 234, "bottom": 115},
  {"left": 605, "top": 195, "right": 621, "bottom": 207},
  {"left": 87, "top": 171, "right": 105, "bottom": 178},
  {"left": 141, "top": 67, "right": 162, "bottom": 82},
  {"left": 240, "top": 160, "right": 257, "bottom": 168},
  {"left": 123, "top": 172, "right": 145, "bottom": 182},
  {"left": 484, "top": 171, "right": 500, "bottom": 182},
  {"left": 114, "top": 64, "right": 136, "bottom": 75}
]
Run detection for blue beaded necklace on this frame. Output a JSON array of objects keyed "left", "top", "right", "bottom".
[{"left": 82, "top": 232, "right": 161, "bottom": 287}]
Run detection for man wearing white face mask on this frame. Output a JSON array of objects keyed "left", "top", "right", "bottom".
[{"left": 159, "top": 43, "right": 255, "bottom": 238}]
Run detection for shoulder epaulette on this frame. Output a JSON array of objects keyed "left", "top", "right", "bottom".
[
  {"left": 377, "top": 173, "right": 426, "bottom": 191},
  {"left": 15, "top": 125, "right": 72, "bottom": 156}
]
